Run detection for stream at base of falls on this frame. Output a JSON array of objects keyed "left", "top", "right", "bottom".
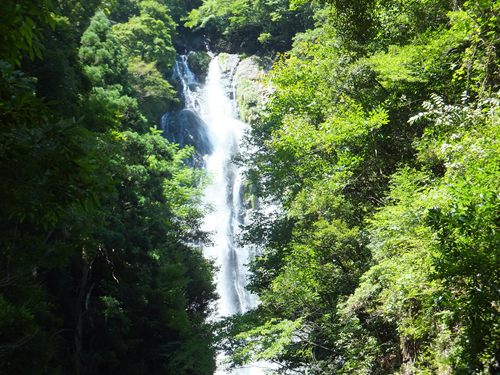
[{"left": 162, "top": 55, "right": 265, "bottom": 375}]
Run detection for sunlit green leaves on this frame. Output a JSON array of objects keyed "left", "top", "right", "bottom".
[
  {"left": 128, "top": 57, "right": 177, "bottom": 123},
  {"left": 231, "top": 318, "right": 304, "bottom": 364},
  {"left": 79, "top": 11, "right": 129, "bottom": 87},
  {"left": 0, "top": 0, "right": 58, "bottom": 67},
  {"left": 113, "top": 1, "right": 177, "bottom": 71},
  {"left": 234, "top": 2, "right": 500, "bottom": 374},
  {"left": 186, "top": 0, "right": 315, "bottom": 53}
]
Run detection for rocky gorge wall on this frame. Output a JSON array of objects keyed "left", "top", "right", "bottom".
[
  {"left": 217, "top": 53, "right": 271, "bottom": 124},
  {"left": 186, "top": 52, "right": 271, "bottom": 123}
]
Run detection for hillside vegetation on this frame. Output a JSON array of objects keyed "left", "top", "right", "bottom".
[
  {"left": 0, "top": 1, "right": 215, "bottom": 374},
  {"left": 188, "top": 0, "right": 500, "bottom": 373}
]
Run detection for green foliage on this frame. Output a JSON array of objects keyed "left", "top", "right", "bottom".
[
  {"left": 21, "top": 17, "right": 93, "bottom": 118},
  {"left": 55, "top": 0, "right": 105, "bottom": 35},
  {"left": 113, "top": 1, "right": 177, "bottom": 71},
  {"left": 0, "top": 0, "right": 57, "bottom": 67},
  {"left": 79, "top": 11, "right": 128, "bottom": 87},
  {"left": 0, "top": 290, "right": 59, "bottom": 375},
  {"left": 186, "top": 0, "right": 316, "bottom": 53},
  {"left": 5, "top": 0, "right": 500, "bottom": 373},
  {"left": 458, "top": 0, "right": 500, "bottom": 94},
  {"left": 0, "top": 1, "right": 218, "bottom": 374},
  {"left": 128, "top": 57, "right": 177, "bottom": 123},
  {"left": 163, "top": 0, "right": 204, "bottom": 22},
  {"left": 340, "top": 169, "right": 444, "bottom": 373},
  {"left": 86, "top": 85, "right": 150, "bottom": 131},
  {"left": 78, "top": 11, "right": 159, "bottom": 131},
  {"left": 64, "top": 131, "right": 217, "bottom": 374},
  {"left": 107, "top": 0, "right": 141, "bottom": 23},
  {"left": 240, "top": 41, "right": 395, "bottom": 208},
  {"left": 187, "top": 50, "right": 212, "bottom": 76},
  {"left": 0, "top": 63, "right": 114, "bottom": 227},
  {"left": 366, "top": 13, "right": 471, "bottom": 90},
  {"left": 231, "top": 1, "right": 500, "bottom": 374},
  {"left": 231, "top": 37, "right": 396, "bottom": 373},
  {"left": 231, "top": 318, "right": 304, "bottom": 365},
  {"left": 412, "top": 94, "right": 500, "bottom": 373},
  {"left": 316, "top": 0, "right": 454, "bottom": 53}
]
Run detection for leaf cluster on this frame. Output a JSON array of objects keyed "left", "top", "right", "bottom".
[
  {"left": 0, "top": 1, "right": 219, "bottom": 374},
  {"left": 228, "top": 1, "right": 500, "bottom": 374}
]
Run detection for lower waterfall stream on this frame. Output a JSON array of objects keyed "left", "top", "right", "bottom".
[{"left": 163, "top": 55, "right": 263, "bottom": 374}]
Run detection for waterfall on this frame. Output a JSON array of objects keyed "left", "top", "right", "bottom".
[{"left": 163, "top": 55, "right": 262, "bottom": 374}]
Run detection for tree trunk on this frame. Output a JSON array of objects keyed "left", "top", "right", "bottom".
[{"left": 74, "top": 254, "right": 90, "bottom": 375}]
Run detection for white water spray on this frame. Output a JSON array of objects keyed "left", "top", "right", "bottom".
[
  {"left": 164, "top": 55, "right": 264, "bottom": 375},
  {"left": 201, "top": 57, "right": 258, "bottom": 319}
]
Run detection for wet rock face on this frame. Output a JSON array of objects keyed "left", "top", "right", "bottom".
[
  {"left": 219, "top": 53, "right": 241, "bottom": 73},
  {"left": 162, "top": 109, "right": 213, "bottom": 169},
  {"left": 217, "top": 53, "right": 240, "bottom": 99},
  {"left": 236, "top": 57, "right": 262, "bottom": 80},
  {"left": 235, "top": 56, "right": 272, "bottom": 123},
  {"left": 214, "top": 53, "right": 271, "bottom": 123}
]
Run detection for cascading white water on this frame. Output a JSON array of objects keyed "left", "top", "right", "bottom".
[
  {"left": 164, "top": 55, "right": 263, "bottom": 375},
  {"left": 201, "top": 57, "right": 258, "bottom": 318}
]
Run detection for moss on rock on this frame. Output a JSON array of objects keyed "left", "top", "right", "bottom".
[
  {"left": 235, "top": 56, "right": 270, "bottom": 123},
  {"left": 187, "top": 51, "right": 212, "bottom": 78},
  {"left": 218, "top": 53, "right": 230, "bottom": 71},
  {"left": 242, "top": 180, "right": 259, "bottom": 209},
  {"left": 237, "top": 77, "right": 261, "bottom": 123}
]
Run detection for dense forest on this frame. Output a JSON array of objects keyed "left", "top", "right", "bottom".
[
  {"left": 0, "top": 1, "right": 216, "bottom": 374},
  {"left": 1, "top": 0, "right": 500, "bottom": 374}
]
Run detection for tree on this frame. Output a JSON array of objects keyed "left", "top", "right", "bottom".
[
  {"left": 228, "top": 1, "right": 499, "bottom": 373},
  {"left": 128, "top": 57, "right": 177, "bottom": 124},
  {"left": 79, "top": 11, "right": 129, "bottom": 88},
  {"left": 64, "top": 131, "right": 217, "bottom": 375},
  {"left": 78, "top": 11, "right": 153, "bottom": 132},
  {"left": 186, "top": 0, "right": 316, "bottom": 53},
  {"left": 1, "top": 1, "right": 218, "bottom": 373},
  {"left": 113, "top": 1, "right": 177, "bottom": 72},
  {"left": 0, "top": 0, "right": 57, "bottom": 67}
]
